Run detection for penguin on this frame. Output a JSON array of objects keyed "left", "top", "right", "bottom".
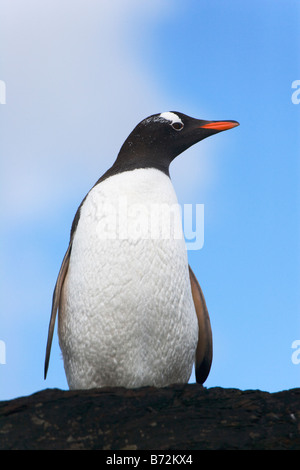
[{"left": 44, "top": 111, "right": 239, "bottom": 389}]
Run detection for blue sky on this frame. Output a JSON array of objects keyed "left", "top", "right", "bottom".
[{"left": 1, "top": 0, "right": 299, "bottom": 400}]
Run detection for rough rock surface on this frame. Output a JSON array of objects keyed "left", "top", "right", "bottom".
[{"left": 1, "top": 385, "right": 300, "bottom": 450}]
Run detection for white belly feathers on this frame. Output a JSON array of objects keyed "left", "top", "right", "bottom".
[{"left": 58, "top": 168, "right": 198, "bottom": 389}]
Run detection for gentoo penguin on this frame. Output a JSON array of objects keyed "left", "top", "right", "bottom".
[{"left": 44, "top": 111, "right": 239, "bottom": 389}]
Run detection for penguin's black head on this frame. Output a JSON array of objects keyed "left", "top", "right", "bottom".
[{"left": 114, "top": 111, "right": 239, "bottom": 176}]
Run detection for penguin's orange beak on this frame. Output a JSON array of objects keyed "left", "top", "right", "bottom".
[{"left": 200, "top": 121, "right": 239, "bottom": 131}]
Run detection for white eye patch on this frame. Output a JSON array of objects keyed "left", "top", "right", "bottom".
[
  {"left": 143, "top": 112, "right": 184, "bottom": 129},
  {"left": 159, "top": 112, "right": 183, "bottom": 126}
]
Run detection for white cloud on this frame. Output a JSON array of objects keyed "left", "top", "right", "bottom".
[
  {"left": 0, "top": 0, "right": 218, "bottom": 229},
  {"left": 0, "top": 0, "right": 171, "bottom": 225}
]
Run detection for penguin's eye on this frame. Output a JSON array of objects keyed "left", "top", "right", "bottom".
[{"left": 171, "top": 121, "right": 184, "bottom": 131}]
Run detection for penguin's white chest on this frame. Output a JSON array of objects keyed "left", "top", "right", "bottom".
[{"left": 58, "top": 168, "right": 198, "bottom": 389}]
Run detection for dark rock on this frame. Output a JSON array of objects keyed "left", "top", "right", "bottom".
[{"left": 1, "top": 385, "right": 300, "bottom": 450}]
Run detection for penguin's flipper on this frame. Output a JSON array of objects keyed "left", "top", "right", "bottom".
[
  {"left": 44, "top": 243, "right": 71, "bottom": 379},
  {"left": 189, "top": 265, "right": 213, "bottom": 384}
]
